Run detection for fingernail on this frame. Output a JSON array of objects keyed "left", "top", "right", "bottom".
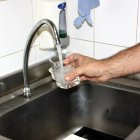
[{"left": 65, "top": 75, "right": 70, "bottom": 81}]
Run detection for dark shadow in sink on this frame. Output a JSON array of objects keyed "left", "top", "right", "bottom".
[
  {"left": 0, "top": 82, "right": 140, "bottom": 140},
  {"left": 74, "top": 127, "right": 123, "bottom": 140}
]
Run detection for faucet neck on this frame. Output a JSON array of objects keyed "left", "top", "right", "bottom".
[{"left": 23, "top": 19, "right": 61, "bottom": 97}]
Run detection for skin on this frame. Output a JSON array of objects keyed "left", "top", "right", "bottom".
[{"left": 64, "top": 43, "right": 140, "bottom": 83}]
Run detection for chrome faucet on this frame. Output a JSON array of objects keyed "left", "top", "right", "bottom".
[{"left": 23, "top": 19, "right": 61, "bottom": 97}]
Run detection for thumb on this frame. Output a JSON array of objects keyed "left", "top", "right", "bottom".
[{"left": 65, "top": 67, "right": 84, "bottom": 81}]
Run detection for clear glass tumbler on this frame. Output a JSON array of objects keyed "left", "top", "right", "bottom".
[{"left": 49, "top": 52, "right": 80, "bottom": 89}]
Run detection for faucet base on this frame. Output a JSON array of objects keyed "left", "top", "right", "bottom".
[{"left": 23, "top": 87, "right": 31, "bottom": 97}]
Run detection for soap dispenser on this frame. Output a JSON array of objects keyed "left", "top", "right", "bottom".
[
  {"left": 58, "top": 2, "right": 69, "bottom": 48},
  {"left": 58, "top": 2, "right": 67, "bottom": 38}
]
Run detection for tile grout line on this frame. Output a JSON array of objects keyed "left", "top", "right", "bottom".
[
  {"left": 0, "top": 50, "right": 23, "bottom": 59},
  {"left": 70, "top": 37, "right": 128, "bottom": 49},
  {"left": 31, "top": 0, "right": 37, "bottom": 62},
  {"left": 0, "top": 45, "right": 38, "bottom": 59},
  {"left": 0, "top": 0, "right": 37, "bottom": 60},
  {"left": 134, "top": 0, "right": 140, "bottom": 80},
  {"left": 93, "top": 9, "right": 96, "bottom": 58},
  {"left": 136, "top": 0, "right": 140, "bottom": 43}
]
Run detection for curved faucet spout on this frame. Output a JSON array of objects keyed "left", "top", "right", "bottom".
[{"left": 23, "top": 19, "right": 61, "bottom": 97}]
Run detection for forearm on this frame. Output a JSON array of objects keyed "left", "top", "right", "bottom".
[{"left": 101, "top": 43, "right": 140, "bottom": 80}]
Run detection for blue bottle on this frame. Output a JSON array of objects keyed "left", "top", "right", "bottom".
[{"left": 58, "top": 2, "right": 67, "bottom": 38}]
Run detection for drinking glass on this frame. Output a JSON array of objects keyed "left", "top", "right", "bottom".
[{"left": 49, "top": 52, "right": 80, "bottom": 89}]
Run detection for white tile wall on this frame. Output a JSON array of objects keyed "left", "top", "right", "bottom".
[
  {"left": 0, "top": 0, "right": 34, "bottom": 77},
  {"left": 95, "top": 0, "right": 138, "bottom": 47},
  {"left": 36, "top": 0, "right": 63, "bottom": 28},
  {"left": 0, "top": 47, "right": 36, "bottom": 77},
  {"left": 1, "top": 0, "right": 140, "bottom": 78},
  {"left": 35, "top": 46, "right": 56, "bottom": 63},
  {"left": 0, "top": 0, "right": 34, "bottom": 57},
  {"left": 32, "top": 0, "right": 37, "bottom": 24},
  {"left": 67, "top": 0, "right": 94, "bottom": 41},
  {"left": 95, "top": 43, "right": 126, "bottom": 60},
  {"left": 35, "top": 0, "right": 66, "bottom": 50},
  {"left": 67, "top": 38, "right": 94, "bottom": 57}
]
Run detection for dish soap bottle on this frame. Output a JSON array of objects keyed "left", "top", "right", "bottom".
[{"left": 58, "top": 2, "right": 67, "bottom": 38}]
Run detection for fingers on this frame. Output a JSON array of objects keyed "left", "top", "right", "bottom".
[
  {"left": 64, "top": 53, "right": 79, "bottom": 64},
  {"left": 65, "top": 66, "right": 84, "bottom": 81},
  {"left": 80, "top": 76, "right": 89, "bottom": 81}
]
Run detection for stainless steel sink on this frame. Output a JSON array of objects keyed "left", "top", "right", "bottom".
[{"left": 0, "top": 80, "right": 140, "bottom": 140}]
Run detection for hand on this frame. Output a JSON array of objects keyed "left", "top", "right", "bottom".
[
  {"left": 64, "top": 53, "right": 94, "bottom": 68},
  {"left": 64, "top": 53, "right": 109, "bottom": 82}
]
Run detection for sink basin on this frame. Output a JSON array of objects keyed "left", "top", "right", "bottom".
[{"left": 0, "top": 81, "right": 140, "bottom": 140}]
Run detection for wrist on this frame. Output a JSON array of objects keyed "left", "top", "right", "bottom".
[
  {"left": 98, "top": 60, "right": 114, "bottom": 82},
  {"left": 100, "top": 59, "right": 119, "bottom": 81}
]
